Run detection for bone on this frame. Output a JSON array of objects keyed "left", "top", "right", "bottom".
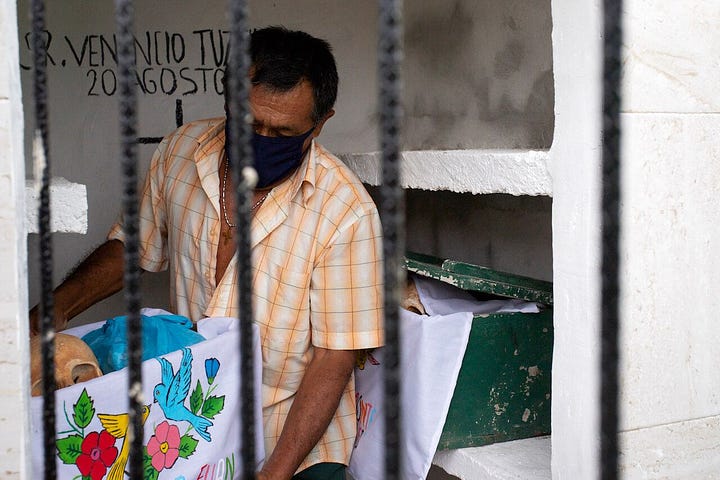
[
  {"left": 401, "top": 276, "right": 427, "bottom": 315},
  {"left": 30, "top": 333, "right": 103, "bottom": 396}
]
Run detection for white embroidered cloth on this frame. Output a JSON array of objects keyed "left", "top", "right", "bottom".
[
  {"left": 349, "top": 309, "right": 473, "bottom": 480},
  {"left": 30, "top": 309, "right": 264, "bottom": 480}
]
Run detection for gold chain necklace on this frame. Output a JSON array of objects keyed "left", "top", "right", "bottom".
[{"left": 221, "top": 158, "right": 268, "bottom": 231}]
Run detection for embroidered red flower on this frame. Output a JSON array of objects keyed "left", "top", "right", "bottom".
[
  {"left": 75, "top": 430, "right": 118, "bottom": 480},
  {"left": 147, "top": 421, "right": 181, "bottom": 471}
]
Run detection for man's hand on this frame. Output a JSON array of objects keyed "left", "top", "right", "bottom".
[
  {"left": 29, "top": 304, "right": 68, "bottom": 336},
  {"left": 258, "top": 347, "right": 357, "bottom": 480},
  {"left": 28, "top": 240, "right": 126, "bottom": 336}
]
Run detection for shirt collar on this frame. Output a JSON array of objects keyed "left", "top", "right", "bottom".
[
  {"left": 195, "top": 118, "right": 226, "bottom": 162},
  {"left": 281, "top": 139, "right": 317, "bottom": 207},
  {"left": 204, "top": 118, "right": 317, "bottom": 207}
]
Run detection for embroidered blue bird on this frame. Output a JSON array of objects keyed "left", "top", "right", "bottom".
[{"left": 153, "top": 347, "right": 213, "bottom": 441}]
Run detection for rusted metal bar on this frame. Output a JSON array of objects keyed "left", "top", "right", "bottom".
[
  {"left": 379, "top": 1, "right": 405, "bottom": 478},
  {"left": 30, "top": 0, "right": 56, "bottom": 477},
  {"left": 114, "top": 0, "right": 144, "bottom": 477},
  {"left": 226, "top": 0, "right": 256, "bottom": 477}
]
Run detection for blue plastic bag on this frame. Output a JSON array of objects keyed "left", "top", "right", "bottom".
[{"left": 82, "top": 313, "right": 205, "bottom": 373}]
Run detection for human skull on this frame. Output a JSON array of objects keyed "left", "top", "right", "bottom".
[{"left": 30, "top": 333, "right": 103, "bottom": 396}]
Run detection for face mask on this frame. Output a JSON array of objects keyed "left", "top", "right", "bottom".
[{"left": 251, "top": 127, "right": 315, "bottom": 188}]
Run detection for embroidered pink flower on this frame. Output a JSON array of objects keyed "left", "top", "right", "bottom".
[
  {"left": 75, "top": 430, "right": 118, "bottom": 480},
  {"left": 147, "top": 421, "right": 181, "bottom": 471}
]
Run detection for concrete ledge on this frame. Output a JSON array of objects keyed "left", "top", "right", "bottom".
[
  {"left": 619, "top": 415, "right": 720, "bottom": 479},
  {"left": 339, "top": 150, "right": 552, "bottom": 196},
  {"left": 25, "top": 177, "right": 88, "bottom": 234},
  {"left": 432, "top": 436, "right": 551, "bottom": 480}
]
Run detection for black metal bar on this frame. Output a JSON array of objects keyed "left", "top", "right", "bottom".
[
  {"left": 176, "top": 98, "right": 184, "bottom": 128},
  {"left": 114, "top": 0, "right": 144, "bottom": 478},
  {"left": 31, "top": 0, "right": 56, "bottom": 477},
  {"left": 600, "top": 0, "right": 623, "bottom": 478},
  {"left": 226, "top": 0, "right": 256, "bottom": 477},
  {"left": 379, "top": 1, "right": 404, "bottom": 478}
]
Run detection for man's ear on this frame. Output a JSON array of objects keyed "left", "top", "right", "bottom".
[{"left": 312, "top": 109, "right": 335, "bottom": 137}]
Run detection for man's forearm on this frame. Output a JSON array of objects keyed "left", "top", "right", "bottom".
[
  {"left": 258, "top": 347, "right": 357, "bottom": 480},
  {"left": 30, "top": 239, "right": 125, "bottom": 334}
]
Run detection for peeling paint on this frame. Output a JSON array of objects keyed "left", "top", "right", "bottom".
[
  {"left": 494, "top": 402, "right": 509, "bottom": 416},
  {"left": 522, "top": 408, "right": 531, "bottom": 422}
]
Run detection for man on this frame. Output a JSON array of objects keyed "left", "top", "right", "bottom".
[{"left": 30, "top": 27, "right": 384, "bottom": 480}]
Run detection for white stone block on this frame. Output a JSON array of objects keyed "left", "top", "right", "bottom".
[
  {"left": 25, "top": 177, "right": 88, "bottom": 234},
  {"left": 623, "top": 0, "right": 720, "bottom": 113},
  {"left": 0, "top": 100, "right": 12, "bottom": 176},
  {"left": 619, "top": 415, "right": 720, "bottom": 479},
  {"left": 620, "top": 113, "right": 720, "bottom": 430},
  {"left": 0, "top": 0, "right": 12, "bottom": 100},
  {"left": 550, "top": 1, "right": 604, "bottom": 478},
  {"left": 339, "top": 150, "right": 552, "bottom": 196},
  {"left": 432, "top": 436, "right": 551, "bottom": 480}
]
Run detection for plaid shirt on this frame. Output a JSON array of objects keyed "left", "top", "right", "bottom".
[{"left": 108, "top": 118, "right": 384, "bottom": 471}]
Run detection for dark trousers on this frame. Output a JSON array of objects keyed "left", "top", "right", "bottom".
[{"left": 292, "top": 462, "right": 346, "bottom": 480}]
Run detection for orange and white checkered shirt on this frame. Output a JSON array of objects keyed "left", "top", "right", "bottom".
[{"left": 108, "top": 118, "right": 384, "bottom": 471}]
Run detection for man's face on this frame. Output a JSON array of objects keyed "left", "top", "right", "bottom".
[{"left": 248, "top": 80, "right": 333, "bottom": 151}]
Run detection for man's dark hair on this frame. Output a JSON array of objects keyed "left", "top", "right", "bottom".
[{"left": 250, "top": 26, "right": 338, "bottom": 124}]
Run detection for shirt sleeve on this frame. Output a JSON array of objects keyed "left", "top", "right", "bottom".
[
  {"left": 107, "top": 139, "right": 169, "bottom": 272},
  {"left": 310, "top": 205, "right": 385, "bottom": 350}
]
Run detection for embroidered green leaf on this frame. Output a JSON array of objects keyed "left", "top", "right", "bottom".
[
  {"left": 201, "top": 395, "right": 225, "bottom": 419},
  {"left": 190, "top": 380, "right": 203, "bottom": 414},
  {"left": 72, "top": 389, "right": 95, "bottom": 429},
  {"left": 143, "top": 448, "right": 159, "bottom": 480},
  {"left": 178, "top": 434, "right": 199, "bottom": 459},
  {"left": 56, "top": 434, "right": 83, "bottom": 464}
]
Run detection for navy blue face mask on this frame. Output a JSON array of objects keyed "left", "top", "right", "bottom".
[{"left": 251, "top": 127, "right": 315, "bottom": 188}]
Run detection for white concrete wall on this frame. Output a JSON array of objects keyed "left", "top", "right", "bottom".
[
  {"left": 551, "top": 0, "right": 720, "bottom": 478},
  {"left": 0, "top": 0, "right": 31, "bottom": 478},
  {"left": 617, "top": 0, "right": 720, "bottom": 477},
  {"left": 17, "top": 0, "right": 555, "bottom": 327},
  {"left": 550, "top": 1, "right": 603, "bottom": 478}
]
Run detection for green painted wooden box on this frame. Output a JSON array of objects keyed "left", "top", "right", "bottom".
[{"left": 404, "top": 252, "right": 553, "bottom": 450}]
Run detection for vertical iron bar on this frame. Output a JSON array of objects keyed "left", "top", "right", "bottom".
[
  {"left": 30, "top": 0, "right": 56, "bottom": 478},
  {"left": 226, "top": 0, "right": 256, "bottom": 477},
  {"left": 379, "top": 1, "right": 404, "bottom": 478},
  {"left": 115, "top": 0, "right": 144, "bottom": 478},
  {"left": 600, "top": 0, "right": 623, "bottom": 478}
]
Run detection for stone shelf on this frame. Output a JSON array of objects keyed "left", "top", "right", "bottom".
[
  {"left": 338, "top": 149, "right": 552, "bottom": 196},
  {"left": 432, "top": 436, "right": 551, "bottom": 480},
  {"left": 25, "top": 177, "right": 88, "bottom": 234}
]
